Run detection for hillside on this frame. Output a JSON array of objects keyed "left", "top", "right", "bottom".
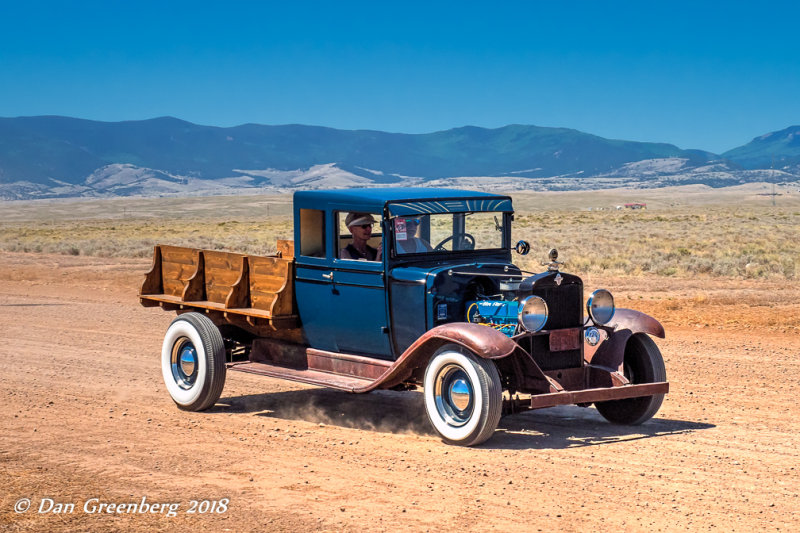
[
  {"left": 0, "top": 116, "right": 798, "bottom": 199},
  {"left": 722, "top": 125, "right": 800, "bottom": 170}
]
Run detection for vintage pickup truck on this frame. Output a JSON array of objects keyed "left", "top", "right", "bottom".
[{"left": 140, "top": 188, "right": 668, "bottom": 446}]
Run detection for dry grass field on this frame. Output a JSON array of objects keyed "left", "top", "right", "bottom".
[
  {"left": 2, "top": 183, "right": 799, "bottom": 532},
  {"left": 1, "top": 183, "right": 797, "bottom": 280}
]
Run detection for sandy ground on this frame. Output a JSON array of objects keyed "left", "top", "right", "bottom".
[{"left": 1, "top": 252, "right": 798, "bottom": 532}]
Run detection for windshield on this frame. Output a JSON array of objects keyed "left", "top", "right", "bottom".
[{"left": 392, "top": 212, "right": 506, "bottom": 255}]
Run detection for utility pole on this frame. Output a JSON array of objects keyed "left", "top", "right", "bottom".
[{"left": 771, "top": 156, "right": 777, "bottom": 207}]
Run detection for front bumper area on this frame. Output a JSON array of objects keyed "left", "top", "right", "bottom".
[{"left": 528, "top": 381, "right": 669, "bottom": 409}]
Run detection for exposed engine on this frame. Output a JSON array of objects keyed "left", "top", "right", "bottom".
[{"left": 465, "top": 279, "right": 524, "bottom": 337}]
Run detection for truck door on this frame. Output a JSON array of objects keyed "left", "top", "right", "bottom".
[
  {"left": 294, "top": 208, "right": 337, "bottom": 352},
  {"left": 330, "top": 212, "right": 393, "bottom": 359}
]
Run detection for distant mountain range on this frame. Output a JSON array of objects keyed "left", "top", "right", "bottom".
[
  {"left": 721, "top": 125, "right": 800, "bottom": 169},
  {"left": 1, "top": 116, "right": 798, "bottom": 200}
]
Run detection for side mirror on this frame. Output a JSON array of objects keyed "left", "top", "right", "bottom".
[{"left": 514, "top": 240, "right": 531, "bottom": 255}]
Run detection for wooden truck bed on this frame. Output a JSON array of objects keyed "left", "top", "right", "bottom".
[{"left": 139, "top": 240, "right": 298, "bottom": 329}]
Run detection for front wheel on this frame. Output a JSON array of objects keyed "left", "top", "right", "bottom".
[
  {"left": 161, "top": 312, "right": 226, "bottom": 411},
  {"left": 595, "top": 333, "right": 666, "bottom": 425},
  {"left": 423, "top": 346, "right": 502, "bottom": 446}
]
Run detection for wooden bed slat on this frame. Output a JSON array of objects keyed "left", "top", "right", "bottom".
[{"left": 139, "top": 244, "right": 297, "bottom": 326}]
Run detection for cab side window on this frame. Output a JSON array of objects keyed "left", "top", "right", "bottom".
[
  {"left": 337, "top": 211, "right": 383, "bottom": 261},
  {"left": 299, "top": 209, "right": 325, "bottom": 257}
]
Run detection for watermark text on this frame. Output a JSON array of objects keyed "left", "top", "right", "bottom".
[{"left": 13, "top": 496, "right": 229, "bottom": 518}]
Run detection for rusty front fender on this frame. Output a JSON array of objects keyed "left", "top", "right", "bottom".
[
  {"left": 360, "top": 322, "right": 521, "bottom": 392},
  {"left": 414, "top": 322, "right": 521, "bottom": 360},
  {"left": 610, "top": 308, "right": 665, "bottom": 338},
  {"left": 586, "top": 308, "right": 665, "bottom": 372}
]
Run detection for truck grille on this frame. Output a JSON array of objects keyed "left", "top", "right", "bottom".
[
  {"left": 521, "top": 274, "right": 584, "bottom": 370},
  {"left": 530, "top": 280, "right": 582, "bottom": 330}
]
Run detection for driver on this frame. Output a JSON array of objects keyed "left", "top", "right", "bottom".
[
  {"left": 340, "top": 213, "right": 381, "bottom": 261},
  {"left": 397, "top": 217, "right": 433, "bottom": 254}
]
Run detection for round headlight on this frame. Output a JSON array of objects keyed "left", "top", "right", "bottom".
[
  {"left": 587, "top": 289, "right": 615, "bottom": 325},
  {"left": 518, "top": 295, "right": 548, "bottom": 332}
]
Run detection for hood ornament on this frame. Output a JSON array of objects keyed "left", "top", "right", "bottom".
[{"left": 543, "top": 248, "right": 564, "bottom": 272}]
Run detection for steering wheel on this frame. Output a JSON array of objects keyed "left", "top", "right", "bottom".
[{"left": 434, "top": 233, "right": 475, "bottom": 251}]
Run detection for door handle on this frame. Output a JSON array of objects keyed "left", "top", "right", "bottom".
[{"left": 322, "top": 272, "right": 333, "bottom": 280}]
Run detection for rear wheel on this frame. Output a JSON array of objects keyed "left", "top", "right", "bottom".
[
  {"left": 595, "top": 333, "right": 666, "bottom": 425},
  {"left": 161, "top": 312, "right": 226, "bottom": 411},
  {"left": 423, "top": 346, "right": 502, "bottom": 446}
]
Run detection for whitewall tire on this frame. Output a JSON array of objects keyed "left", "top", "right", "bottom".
[
  {"left": 161, "top": 312, "right": 226, "bottom": 411},
  {"left": 423, "top": 346, "right": 502, "bottom": 446}
]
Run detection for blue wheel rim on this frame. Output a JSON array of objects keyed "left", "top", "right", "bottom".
[
  {"left": 434, "top": 365, "right": 474, "bottom": 427},
  {"left": 171, "top": 338, "right": 198, "bottom": 390}
]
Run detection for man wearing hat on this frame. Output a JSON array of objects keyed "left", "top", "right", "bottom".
[{"left": 340, "top": 212, "right": 382, "bottom": 261}]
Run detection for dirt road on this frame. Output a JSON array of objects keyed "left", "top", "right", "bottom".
[{"left": 1, "top": 252, "right": 798, "bottom": 531}]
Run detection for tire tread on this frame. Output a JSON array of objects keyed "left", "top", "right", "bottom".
[
  {"left": 595, "top": 333, "right": 666, "bottom": 425},
  {"left": 170, "top": 312, "right": 226, "bottom": 411}
]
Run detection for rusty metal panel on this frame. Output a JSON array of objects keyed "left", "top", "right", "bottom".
[
  {"left": 611, "top": 308, "right": 665, "bottom": 338},
  {"left": 542, "top": 367, "right": 584, "bottom": 391},
  {"left": 228, "top": 361, "right": 372, "bottom": 392},
  {"left": 307, "top": 349, "right": 392, "bottom": 380},
  {"left": 529, "top": 382, "right": 669, "bottom": 409},
  {"left": 353, "top": 322, "right": 528, "bottom": 393},
  {"left": 585, "top": 364, "right": 629, "bottom": 388},
  {"left": 422, "top": 322, "right": 520, "bottom": 360},
  {"left": 549, "top": 328, "right": 582, "bottom": 352},
  {"left": 585, "top": 309, "right": 665, "bottom": 369},
  {"left": 585, "top": 328, "right": 630, "bottom": 371}
]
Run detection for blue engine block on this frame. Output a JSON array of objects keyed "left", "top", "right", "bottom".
[{"left": 466, "top": 299, "right": 519, "bottom": 337}]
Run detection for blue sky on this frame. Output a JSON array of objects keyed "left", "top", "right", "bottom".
[{"left": 1, "top": 0, "right": 798, "bottom": 153}]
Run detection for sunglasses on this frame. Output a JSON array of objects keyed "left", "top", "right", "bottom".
[
  {"left": 356, "top": 223, "right": 373, "bottom": 229},
  {"left": 405, "top": 218, "right": 421, "bottom": 225}
]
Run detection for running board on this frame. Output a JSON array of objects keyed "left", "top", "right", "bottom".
[
  {"left": 529, "top": 382, "right": 669, "bottom": 409},
  {"left": 227, "top": 361, "right": 374, "bottom": 392}
]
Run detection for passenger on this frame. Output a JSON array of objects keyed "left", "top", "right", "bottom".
[
  {"left": 340, "top": 213, "right": 381, "bottom": 261},
  {"left": 397, "top": 217, "right": 433, "bottom": 254}
]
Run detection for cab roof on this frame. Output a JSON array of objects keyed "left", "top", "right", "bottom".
[{"left": 294, "top": 187, "right": 511, "bottom": 213}]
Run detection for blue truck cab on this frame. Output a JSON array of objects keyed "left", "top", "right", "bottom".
[
  {"left": 143, "top": 187, "right": 669, "bottom": 446},
  {"left": 292, "top": 188, "right": 514, "bottom": 360}
]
